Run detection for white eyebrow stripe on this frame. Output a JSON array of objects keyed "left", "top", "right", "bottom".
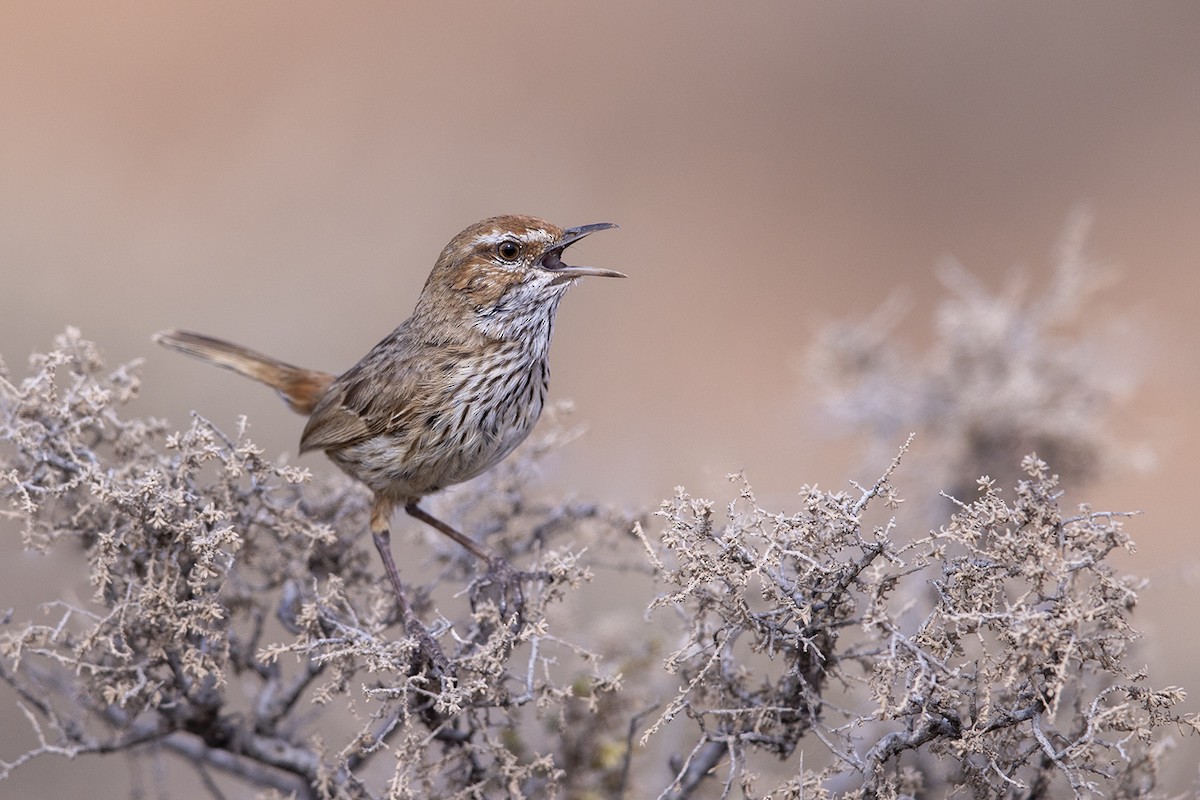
[{"left": 471, "top": 229, "right": 553, "bottom": 247}]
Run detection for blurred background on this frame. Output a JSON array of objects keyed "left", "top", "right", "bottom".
[{"left": 3, "top": 1, "right": 1199, "bottom": 793}]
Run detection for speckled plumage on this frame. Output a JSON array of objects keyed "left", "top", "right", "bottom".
[{"left": 154, "top": 215, "right": 621, "bottom": 652}]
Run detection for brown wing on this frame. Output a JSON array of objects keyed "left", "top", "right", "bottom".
[{"left": 299, "top": 329, "right": 444, "bottom": 454}]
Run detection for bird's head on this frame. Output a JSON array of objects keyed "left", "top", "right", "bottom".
[{"left": 416, "top": 215, "right": 623, "bottom": 338}]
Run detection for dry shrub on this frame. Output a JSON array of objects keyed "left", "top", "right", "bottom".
[
  {"left": 2, "top": 221, "right": 1194, "bottom": 798},
  {"left": 637, "top": 451, "right": 1197, "bottom": 799},
  {"left": 808, "top": 211, "right": 1126, "bottom": 498},
  {"left": 0, "top": 329, "right": 632, "bottom": 799}
]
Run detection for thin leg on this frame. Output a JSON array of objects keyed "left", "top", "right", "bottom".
[
  {"left": 404, "top": 502, "right": 493, "bottom": 562},
  {"left": 404, "top": 502, "right": 524, "bottom": 618},
  {"left": 371, "top": 499, "right": 449, "bottom": 674}
]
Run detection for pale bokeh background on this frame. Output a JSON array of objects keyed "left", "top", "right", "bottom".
[{"left": 3, "top": 2, "right": 1200, "bottom": 794}]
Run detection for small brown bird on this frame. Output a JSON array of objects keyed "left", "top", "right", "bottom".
[{"left": 155, "top": 215, "right": 622, "bottom": 660}]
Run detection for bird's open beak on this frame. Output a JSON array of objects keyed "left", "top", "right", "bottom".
[{"left": 541, "top": 222, "right": 626, "bottom": 280}]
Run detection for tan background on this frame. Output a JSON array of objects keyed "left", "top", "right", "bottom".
[{"left": 3, "top": 1, "right": 1200, "bottom": 793}]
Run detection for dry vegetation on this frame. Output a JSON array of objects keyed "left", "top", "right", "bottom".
[{"left": 2, "top": 222, "right": 1196, "bottom": 798}]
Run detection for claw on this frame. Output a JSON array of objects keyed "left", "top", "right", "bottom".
[
  {"left": 467, "top": 556, "right": 528, "bottom": 624},
  {"left": 403, "top": 612, "right": 451, "bottom": 677}
]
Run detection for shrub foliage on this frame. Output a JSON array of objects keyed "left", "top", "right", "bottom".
[{"left": 2, "top": 229, "right": 1195, "bottom": 797}]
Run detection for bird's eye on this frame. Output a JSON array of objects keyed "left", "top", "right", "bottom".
[{"left": 496, "top": 240, "right": 521, "bottom": 262}]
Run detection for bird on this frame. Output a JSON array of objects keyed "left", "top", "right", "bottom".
[{"left": 154, "top": 214, "right": 622, "bottom": 665}]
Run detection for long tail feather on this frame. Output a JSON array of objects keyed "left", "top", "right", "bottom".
[{"left": 153, "top": 329, "right": 335, "bottom": 415}]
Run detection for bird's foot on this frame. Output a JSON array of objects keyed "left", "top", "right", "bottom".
[
  {"left": 472, "top": 557, "right": 560, "bottom": 625},
  {"left": 400, "top": 608, "right": 452, "bottom": 678},
  {"left": 465, "top": 556, "right": 522, "bottom": 623}
]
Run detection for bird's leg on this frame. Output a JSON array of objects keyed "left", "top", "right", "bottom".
[
  {"left": 404, "top": 502, "right": 527, "bottom": 619},
  {"left": 370, "top": 499, "right": 449, "bottom": 675}
]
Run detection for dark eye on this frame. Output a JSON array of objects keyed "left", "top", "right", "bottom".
[{"left": 496, "top": 240, "right": 521, "bottom": 262}]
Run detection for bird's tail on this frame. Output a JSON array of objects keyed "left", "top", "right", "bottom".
[{"left": 153, "top": 329, "right": 335, "bottom": 415}]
